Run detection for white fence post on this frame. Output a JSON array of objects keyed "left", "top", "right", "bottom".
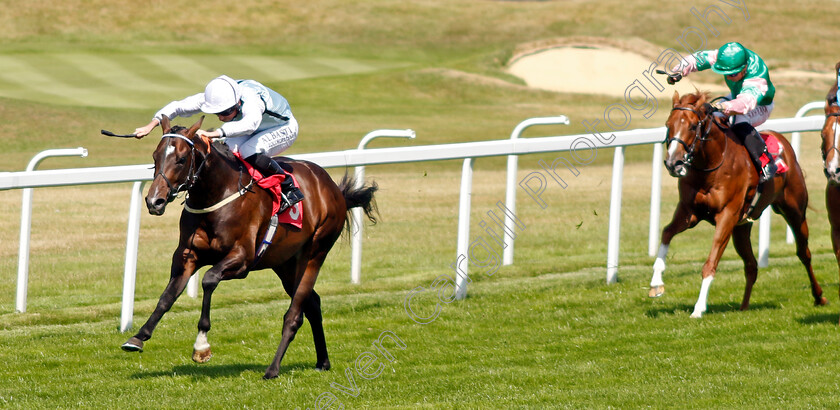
[
  {"left": 606, "top": 147, "right": 625, "bottom": 284},
  {"left": 121, "top": 181, "right": 146, "bottom": 332},
  {"left": 649, "top": 143, "right": 664, "bottom": 257},
  {"left": 351, "top": 129, "right": 415, "bottom": 284},
  {"left": 504, "top": 116, "right": 569, "bottom": 266},
  {"left": 16, "top": 148, "right": 87, "bottom": 313},
  {"left": 455, "top": 158, "right": 474, "bottom": 300}
]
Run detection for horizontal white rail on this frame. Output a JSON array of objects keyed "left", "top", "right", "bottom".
[
  {"left": 1, "top": 116, "right": 824, "bottom": 192},
  {"left": 0, "top": 126, "right": 669, "bottom": 190}
]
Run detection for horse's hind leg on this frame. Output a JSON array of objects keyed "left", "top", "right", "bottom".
[
  {"left": 272, "top": 260, "right": 331, "bottom": 372},
  {"left": 264, "top": 256, "right": 324, "bottom": 379},
  {"left": 303, "top": 290, "right": 330, "bottom": 371},
  {"left": 774, "top": 201, "right": 827, "bottom": 306},
  {"left": 731, "top": 223, "right": 758, "bottom": 310},
  {"left": 650, "top": 204, "right": 699, "bottom": 297}
]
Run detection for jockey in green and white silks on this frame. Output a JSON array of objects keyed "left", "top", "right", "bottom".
[
  {"left": 672, "top": 42, "right": 777, "bottom": 183},
  {"left": 134, "top": 75, "right": 304, "bottom": 209}
]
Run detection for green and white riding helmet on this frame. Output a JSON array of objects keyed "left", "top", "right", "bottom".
[{"left": 712, "top": 42, "right": 748, "bottom": 75}]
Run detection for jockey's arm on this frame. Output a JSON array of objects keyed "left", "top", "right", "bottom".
[
  {"left": 717, "top": 79, "right": 765, "bottom": 116},
  {"left": 135, "top": 93, "right": 204, "bottom": 138}
]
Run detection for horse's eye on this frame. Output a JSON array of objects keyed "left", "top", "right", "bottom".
[{"left": 176, "top": 156, "right": 187, "bottom": 165}]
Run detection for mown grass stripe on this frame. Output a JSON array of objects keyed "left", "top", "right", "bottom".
[
  {"left": 53, "top": 53, "right": 172, "bottom": 94},
  {"left": 0, "top": 55, "right": 140, "bottom": 108},
  {"left": 227, "top": 55, "right": 322, "bottom": 81},
  {"left": 311, "top": 57, "right": 382, "bottom": 74},
  {"left": 139, "top": 54, "right": 220, "bottom": 90}
]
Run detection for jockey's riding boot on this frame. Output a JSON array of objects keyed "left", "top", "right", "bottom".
[
  {"left": 733, "top": 122, "right": 776, "bottom": 183},
  {"left": 279, "top": 172, "right": 304, "bottom": 209},
  {"left": 244, "top": 153, "right": 304, "bottom": 209},
  {"left": 758, "top": 148, "right": 778, "bottom": 184}
]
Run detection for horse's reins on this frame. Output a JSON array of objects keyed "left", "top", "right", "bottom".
[
  {"left": 157, "top": 133, "right": 256, "bottom": 214},
  {"left": 665, "top": 105, "right": 728, "bottom": 173}
]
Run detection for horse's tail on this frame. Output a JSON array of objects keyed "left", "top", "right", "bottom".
[{"left": 338, "top": 174, "right": 379, "bottom": 225}]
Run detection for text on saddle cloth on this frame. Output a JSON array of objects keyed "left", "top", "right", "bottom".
[
  {"left": 232, "top": 151, "right": 303, "bottom": 228},
  {"left": 760, "top": 133, "right": 789, "bottom": 174}
]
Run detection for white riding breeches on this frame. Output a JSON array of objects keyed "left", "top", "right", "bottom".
[
  {"left": 723, "top": 93, "right": 774, "bottom": 127},
  {"left": 224, "top": 115, "right": 299, "bottom": 158},
  {"left": 733, "top": 102, "right": 773, "bottom": 127}
]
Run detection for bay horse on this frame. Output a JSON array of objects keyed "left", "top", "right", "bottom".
[
  {"left": 820, "top": 67, "right": 840, "bottom": 323},
  {"left": 120, "top": 116, "right": 378, "bottom": 379},
  {"left": 649, "top": 91, "right": 826, "bottom": 318}
]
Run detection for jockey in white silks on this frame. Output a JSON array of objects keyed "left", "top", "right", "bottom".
[{"left": 134, "top": 75, "right": 303, "bottom": 208}]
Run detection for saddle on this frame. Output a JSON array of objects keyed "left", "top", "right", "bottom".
[{"left": 232, "top": 151, "right": 304, "bottom": 229}]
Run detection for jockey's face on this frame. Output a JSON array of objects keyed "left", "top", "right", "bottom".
[
  {"left": 216, "top": 103, "right": 240, "bottom": 122},
  {"left": 725, "top": 67, "right": 747, "bottom": 82}
]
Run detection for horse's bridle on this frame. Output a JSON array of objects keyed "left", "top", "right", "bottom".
[
  {"left": 664, "top": 105, "right": 727, "bottom": 172},
  {"left": 155, "top": 133, "right": 207, "bottom": 203},
  {"left": 822, "top": 111, "right": 840, "bottom": 177}
]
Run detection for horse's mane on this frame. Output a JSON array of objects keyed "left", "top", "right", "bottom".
[
  {"left": 167, "top": 124, "right": 242, "bottom": 170},
  {"left": 209, "top": 139, "right": 239, "bottom": 165},
  {"left": 677, "top": 90, "right": 712, "bottom": 107}
]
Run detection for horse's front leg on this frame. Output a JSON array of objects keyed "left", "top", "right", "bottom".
[
  {"left": 192, "top": 250, "right": 250, "bottom": 363},
  {"left": 691, "top": 208, "right": 739, "bottom": 318},
  {"left": 122, "top": 248, "right": 197, "bottom": 352},
  {"left": 650, "top": 203, "right": 699, "bottom": 297}
]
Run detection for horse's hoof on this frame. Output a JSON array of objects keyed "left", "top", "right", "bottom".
[
  {"left": 648, "top": 285, "right": 664, "bottom": 298},
  {"left": 315, "top": 360, "right": 331, "bottom": 371},
  {"left": 263, "top": 369, "right": 279, "bottom": 380},
  {"left": 192, "top": 347, "right": 212, "bottom": 363},
  {"left": 816, "top": 296, "right": 828, "bottom": 306},
  {"left": 121, "top": 337, "right": 144, "bottom": 352},
  {"left": 690, "top": 311, "right": 703, "bottom": 318}
]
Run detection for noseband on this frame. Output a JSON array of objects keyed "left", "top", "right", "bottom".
[
  {"left": 156, "top": 133, "right": 206, "bottom": 203},
  {"left": 664, "top": 105, "right": 726, "bottom": 172}
]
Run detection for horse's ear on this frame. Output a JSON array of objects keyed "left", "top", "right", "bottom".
[
  {"left": 160, "top": 115, "right": 171, "bottom": 134},
  {"left": 187, "top": 116, "right": 205, "bottom": 137},
  {"left": 672, "top": 91, "right": 680, "bottom": 107}
]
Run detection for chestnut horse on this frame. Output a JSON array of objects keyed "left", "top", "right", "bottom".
[
  {"left": 121, "top": 116, "right": 378, "bottom": 379},
  {"left": 820, "top": 68, "right": 840, "bottom": 323},
  {"left": 649, "top": 91, "right": 826, "bottom": 317}
]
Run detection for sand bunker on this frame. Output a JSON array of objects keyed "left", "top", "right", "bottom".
[{"left": 507, "top": 45, "right": 727, "bottom": 98}]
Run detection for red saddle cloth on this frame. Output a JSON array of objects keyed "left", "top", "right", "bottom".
[
  {"left": 233, "top": 152, "right": 303, "bottom": 228},
  {"left": 761, "top": 133, "right": 789, "bottom": 175}
]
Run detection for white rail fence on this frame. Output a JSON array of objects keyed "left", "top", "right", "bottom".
[{"left": 1, "top": 111, "right": 825, "bottom": 331}]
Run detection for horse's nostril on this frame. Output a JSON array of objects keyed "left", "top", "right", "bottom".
[{"left": 146, "top": 196, "right": 167, "bottom": 213}]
